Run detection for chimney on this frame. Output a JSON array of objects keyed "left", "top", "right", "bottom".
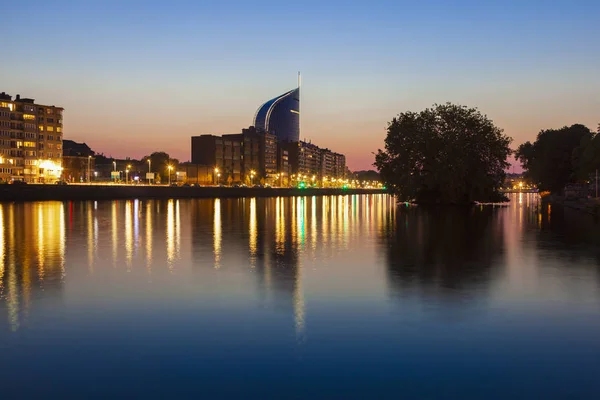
[{"left": 15, "top": 94, "right": 20, "bottom": 100}]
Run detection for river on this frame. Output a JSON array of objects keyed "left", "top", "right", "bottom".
[{"left": 1, "top": 194, "right": 599, "bottom": 398}]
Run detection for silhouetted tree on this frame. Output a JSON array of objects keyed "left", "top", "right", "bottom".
[
  {"left": 142, "top": 152, "right": 179, "bottom": 179},
  {"left": 573, "top": 124, "right": 600, "bottom": 181},
  {"left": 515, "top": 124, "right": 593, "bottom": 193},
  {"left": 374, "top": 103, "right": 511, "bottom": 204}
]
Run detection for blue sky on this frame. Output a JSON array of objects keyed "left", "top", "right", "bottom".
[{"left": 2, "top": 0, "right": 599, "bottom": 169}]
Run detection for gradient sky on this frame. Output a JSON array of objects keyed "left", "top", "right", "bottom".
[{"left": 2, "top": 0, "right": 599, "bottom": 170}]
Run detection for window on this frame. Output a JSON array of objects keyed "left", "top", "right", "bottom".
[
  {"left": 39, "top": 125, "right": 44, "bottom": 132},
  {"left": 39, "top": 134, "right": 44, "bottom": 140},
  {"left": 47, "top": 126, "right": 54, "bottom": 132},
  {"left": 48, "top": 135, "right": 54, "bottom": 140},
  {"left": 48, "top": 143, "right": 54, "bottom": 149},
  {"left": 46, "top": 109, "right": 52, "bottom": 115},
  {"left": 48, "top": 152, "right": 52, "bottom": 158},
  {"left": 16, "top": 141, "right": 23, "bottom": 148},
  {"left": 56, "top": 144, "right": 62, "bottom": 150},
  {"left": 23, "top": 114, "right": 35, "bottom": 120},
  {"left": 47, "top": 118, "right": 54, "bottom": 123},
  {"left": 56, "top": 127, "right": 62, "bottom": 133},
  {"left": 24, "top": 141, "right": 36, "bottom": 148}
]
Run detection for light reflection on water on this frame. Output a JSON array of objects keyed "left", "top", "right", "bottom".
[{"left": 0, "top": 194, "right": 600, "bottom": 398}]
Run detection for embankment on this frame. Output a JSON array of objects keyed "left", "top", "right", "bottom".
[
  {"left": 0, "top": 185, "right": 386, "bottom": 202},
  {"left": 542, "top": 194, "right": 600, "bottom": 217}
]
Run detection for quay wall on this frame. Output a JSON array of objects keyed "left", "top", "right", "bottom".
[{"left": 0, "top": 185, "right": 386, "bottom": 202}]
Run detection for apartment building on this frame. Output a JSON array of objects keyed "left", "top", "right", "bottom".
[{"left": 0, "top": 92, "right": 63, "bottom": 182}]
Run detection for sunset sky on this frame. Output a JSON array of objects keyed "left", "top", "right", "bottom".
[{"left": 2, "top": 0, "right": 599, "bottom": 170}]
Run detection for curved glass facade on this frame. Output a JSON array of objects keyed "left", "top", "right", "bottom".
[{"left": 254, "top": 88, "right": 299, "bottom": 143}]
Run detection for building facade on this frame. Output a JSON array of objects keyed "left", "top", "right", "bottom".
[
  {"left": 253, "top": 87, "right": 300, "bottom": 143},
  {"left": 62, "top": 140, "right": 95, "bottom": 182},
  {"left": 0, "top": 92, "right": 63, "bottom": 183}
]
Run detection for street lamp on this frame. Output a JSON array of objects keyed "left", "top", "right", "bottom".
[
  {"left": 168, "top": 165, "right": 173, "bottom": 185},
  {"left": 113, "top": 161, "right": 116, "bottom": 183},
  {"left": 250, "top": 169, "right": 256, "bottom": 185},
  {"left": 126, "top": 164, "right": 131, "bottom": 184},
  {"left": 87, "top": 155, "right": 91, "bottom": 184},
  {"left": 147, "top": 159, "right": 151, "bottom": 184},
  {"left": 217, "top": 173, "right": 221, "bottom": 185},
  {"left": 214, "top": 167, "right": 219, "bottom": 186}
]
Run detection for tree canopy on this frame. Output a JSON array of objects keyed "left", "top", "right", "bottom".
[
  {"left": 374, "top": 103, "right": 512, "bottom": 204},
  {"left": 515, "top": 124, "right": 593, "bottom": 193},
  {"left": 142, "top": 152, "right": 179, "bottom": 177}
]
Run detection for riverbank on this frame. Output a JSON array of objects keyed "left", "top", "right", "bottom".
[
  {"left": 0, "top": 184, "right": 386, "bottom": 202},
  {"left": 542, "top": 194, "right": 600, "bottom": 216}
]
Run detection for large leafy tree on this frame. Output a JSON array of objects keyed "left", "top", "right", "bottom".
[
  {"left": 142, "top": 152, "right": 179, "bottom": 179},
  {"left": 573, "top": 124, "right": 600, "bottom": 181},
  {"left": 374, "top": 103, "right": 512, "bottom": 204},
  {"left": 515, "top": 124, "right": 593, "bottom": 193}
]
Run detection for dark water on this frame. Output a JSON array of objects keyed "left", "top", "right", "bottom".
[{"left": 1, "top": 194, "right": 599, "bottom": 398}]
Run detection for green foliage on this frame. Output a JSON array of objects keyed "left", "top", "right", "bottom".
[
  {"left": 374, "top": 103, "right": 512, "bottom": 204},
  {"left": 515, "top": 124, "right": 593, "bottom": 193}
]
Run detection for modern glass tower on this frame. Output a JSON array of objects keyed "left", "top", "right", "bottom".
[{"left": 253, "top": 84, "right": 300, "bottom": 143}]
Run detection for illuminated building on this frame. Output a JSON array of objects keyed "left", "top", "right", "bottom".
[
  {"left": 191, "top": 127, "right": 277, "bottom": 184},
  {"left": 0, "top": 92, "right": 63, "bottom": 182},
  {"left": 253, "top": 86, "right": 300, "bottom": 143}
]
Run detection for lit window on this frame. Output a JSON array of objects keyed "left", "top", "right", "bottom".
[
  {"left": 23, "top": 114, "right": 35, "bottom": 120},
  {"left": 56, "top": 127, "right": 62, "bottom": 133},
  {"left": 47, "top": 126, "right": 54, "bottom": 132},
  {"left": 39, "top": 125, "right": 44, "bottom": 131}
]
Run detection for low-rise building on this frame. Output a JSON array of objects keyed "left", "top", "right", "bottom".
[{"left": 62, "top": 140, "right": 95, "bottom": 182}]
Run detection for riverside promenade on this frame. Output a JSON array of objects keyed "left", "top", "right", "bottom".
[{"left": 0, "top": 184, "right": 386, "bottom": 202}]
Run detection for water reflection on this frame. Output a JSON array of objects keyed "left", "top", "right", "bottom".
[{"left": 2, "top": 194, "right": 600, "bottom": 336}]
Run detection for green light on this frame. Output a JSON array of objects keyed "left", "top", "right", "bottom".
[
  {"left": 342, "top": 184, "right": 348, "bottom": 190},
  {"left": 382, "top": 186, "right": 387, "bottom": 190}
]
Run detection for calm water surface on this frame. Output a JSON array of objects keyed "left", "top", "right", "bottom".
[{"left": 1, "top": 194, "right": 599, "bottom": 398}]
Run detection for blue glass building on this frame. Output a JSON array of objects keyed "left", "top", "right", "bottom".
[{"left": 253, "top": 87, "right": 300, "bottom": 143}]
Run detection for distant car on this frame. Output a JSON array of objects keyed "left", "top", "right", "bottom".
[
  {"left": 191, "top": 183, "right": 200, "bottom": 187},
  {"left": 55, "top": 181, "right": 68, "bottom": 185},
  {"left": 253, "top": 184, "right": 263, "bottom": 188},
  {"left": 170, "top": 182, "right": 178, "bottom": 187},
  {"left": 11, "top": 180, "right": 27, "bottom": 185}
]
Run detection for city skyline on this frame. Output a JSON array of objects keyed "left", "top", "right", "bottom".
[{"left": 2, "top": 0, "right": 599, "bottom": 170}]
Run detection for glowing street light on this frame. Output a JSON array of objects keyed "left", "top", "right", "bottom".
[
  {"left": 113, "top": 161, "right": 117, "bottom": 183},
  {"left": 250, "top": 169, "right": 256, "bottom": 185},
  {"left": 126, "top": 164, "right": 131, "bottom": 184},
  {"left": 147, "top": 159, "right": 152, "bottom": 184},
  {"left": 214, "top": 167, "right": 219, "bottom": 185},
  {"left": 168, "top": 165, "right": 173, "bottom": 185},
  {"left": 87, "top": 155, "right": 92, "bottom": 184}
]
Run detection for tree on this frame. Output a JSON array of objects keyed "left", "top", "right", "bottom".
[
  {"left": 573, "top": 124, "right": 600, "bottom": 181},
  {"left": 142, "top": 152, "right": 179, "bottom": 179},
  {"left": 515, "top": 124, "right": 593, "bottom": 194},
  {"left": 374, "top": 103, "right": 512, "bottom": 204}
]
